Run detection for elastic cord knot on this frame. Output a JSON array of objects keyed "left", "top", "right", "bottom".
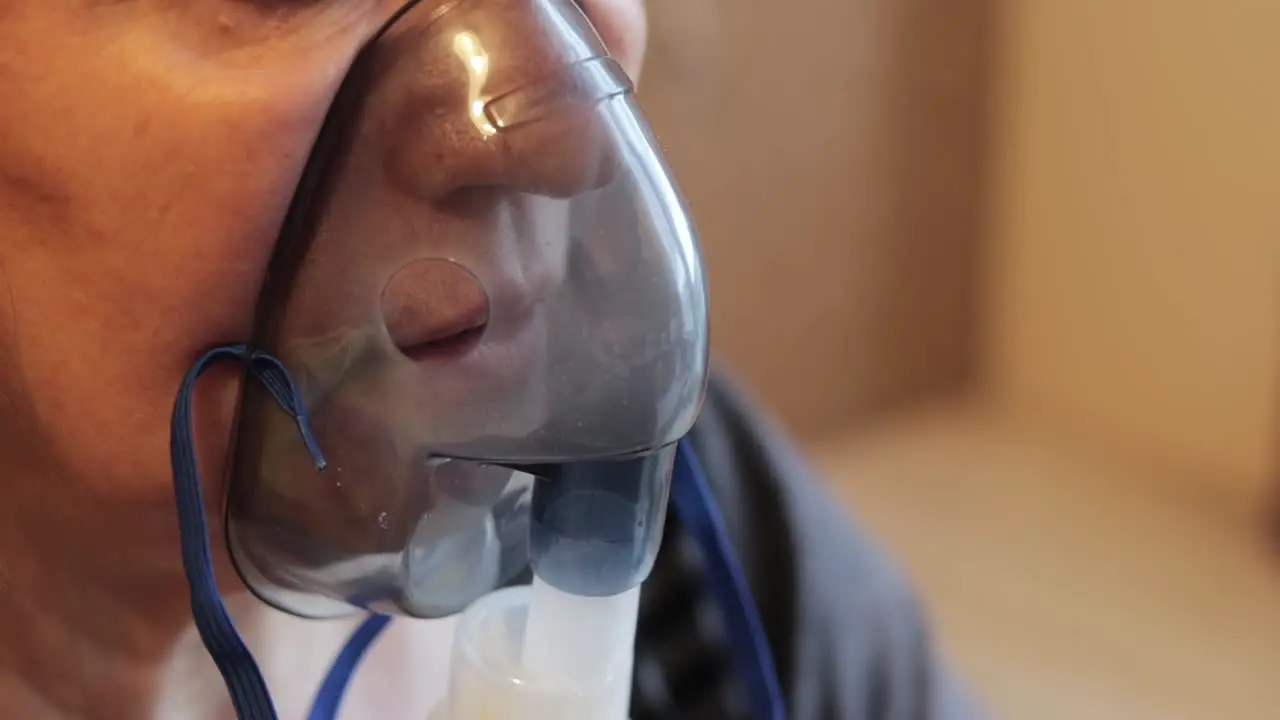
[{"left": 249, "top": 351, "right": 328, "bottom": 471}]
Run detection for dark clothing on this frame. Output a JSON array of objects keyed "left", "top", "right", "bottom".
[{"left": 630, "top": 373, "right": 983, "bottom": 719}]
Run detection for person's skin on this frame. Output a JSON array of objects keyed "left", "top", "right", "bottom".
[{"left": 0, "top": 1, "right": 647, "bottom": 717}]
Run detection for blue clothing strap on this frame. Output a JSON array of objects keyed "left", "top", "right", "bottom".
[{"left": 672, "top": 439, "right": 787, "bottom": 720}]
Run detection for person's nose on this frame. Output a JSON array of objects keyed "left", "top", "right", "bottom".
[{"left": 379, "top": 0, "right": 627, "bottom": 201}]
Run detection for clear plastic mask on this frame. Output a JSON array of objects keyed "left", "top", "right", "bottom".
[{"left": 224, "top": 0, "right": 709, "bottom": 619}]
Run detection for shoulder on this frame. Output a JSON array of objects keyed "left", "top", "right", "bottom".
[{"left": 635, "top": 370, "right": 984, "bottom": 719}]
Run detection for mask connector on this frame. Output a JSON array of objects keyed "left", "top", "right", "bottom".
[
  {"left": 432, "top": 447, "right": 675, "bottom": 719},
  {"left": 523, "top": 448, "right": 674, "bottom": 597}
]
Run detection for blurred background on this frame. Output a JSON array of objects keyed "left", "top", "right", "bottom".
[{"left": 638, "top": 1, "right": 1279, "bottom": 718}]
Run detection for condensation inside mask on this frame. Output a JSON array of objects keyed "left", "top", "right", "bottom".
[{"left": 225, "top": 0, "right": 709, "bottom": 620}]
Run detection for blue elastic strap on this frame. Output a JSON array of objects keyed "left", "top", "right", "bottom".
[
  {"left": 171, "top": 345, "right": 390, "bottom": 720},
  {"left": 306, "top": 614, "right": 393, "bottom": 720},
  {"left": 672, "top": 439, "right": 787, "bottom": 720}
]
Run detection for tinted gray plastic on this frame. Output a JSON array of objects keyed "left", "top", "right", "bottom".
[{"left": 224, "top": 0, "right": 708, "bottom": 619}]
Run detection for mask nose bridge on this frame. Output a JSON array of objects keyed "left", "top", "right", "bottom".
[{"left": 373, "top": 0, "right": 624, "bottom": 201}]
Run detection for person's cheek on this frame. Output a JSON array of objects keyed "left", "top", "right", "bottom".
[
  {"left": 581, "top": 0, "right": 648, "bottom": 81},
  {"left": 0, "top": 13, "right": 378, "bottom": 505}
]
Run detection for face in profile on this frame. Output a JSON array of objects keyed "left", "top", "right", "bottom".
[
  {"left": 269, "top": 0, "right": 621, "bottom": 445},
  {"left": 0, "top": 0, "right": 648, "bottom": 605},
  {"left": 219, "top": 0, "right": 721, "bottom": 622},
  {"left": 227, "top": 0, "right": 626, "bottom": 574}
]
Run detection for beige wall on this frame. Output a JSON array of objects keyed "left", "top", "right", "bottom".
[
  {"left": 640, "top": 0, "right": 991, "bottom": 434},
  {"left": 986, "top": 1, "right": 1280, "bottom": 507}
]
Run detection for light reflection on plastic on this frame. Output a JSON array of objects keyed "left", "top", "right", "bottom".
[{"left": 452, "top": 31, "right": 498, "bottom": 138}]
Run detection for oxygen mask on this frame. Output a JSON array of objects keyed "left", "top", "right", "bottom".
[{"left": 223, "top": 0, "right": 709, "bottom": 621}]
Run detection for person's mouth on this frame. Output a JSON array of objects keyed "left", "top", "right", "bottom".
[
  {"left": 382, "top": 257, "right": 492, "bottom": 358},
  {"left": 391, "top": 300, "right": 490, "bottom": 363},
  {"left": 401, "top": 323, "right": 488, "bottom": 361},
  {"left": 381, "top": 258, "right": 546, "bottom": 393}
]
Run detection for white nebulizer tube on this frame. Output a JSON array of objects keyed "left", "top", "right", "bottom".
[
  {"left": 430, "top": 580, "right": 640, "bottom": 720},
  {"left": 519, "top": 579, "right": 640, "bottom": 717},
  {"left": 430, "top": 451, "right": 673, "bottom": 720}
]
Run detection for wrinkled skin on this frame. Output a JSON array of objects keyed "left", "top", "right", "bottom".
[{"left": 0, "top": 1, "right": 647, "bottom": 717}]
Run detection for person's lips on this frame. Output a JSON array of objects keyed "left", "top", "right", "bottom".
[
  {"left": 380, "top": 257, "right": 548, "bottom": 402},
  {"left": 382, "top": 259, "right": 491, "bottom": 361}
]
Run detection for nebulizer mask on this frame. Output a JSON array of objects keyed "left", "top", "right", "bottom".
[{"left": 169, "top": 1, "right": 780, "bottom": 718}]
